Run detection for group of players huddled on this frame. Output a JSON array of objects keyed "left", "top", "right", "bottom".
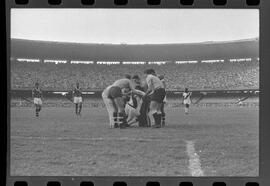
[{"left": 31, "top": 68, "right": 192, "bottom": 128}]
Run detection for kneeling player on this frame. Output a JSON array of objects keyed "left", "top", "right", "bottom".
[
  {"left": 73, "top": 82, "right": 83, "bottom": 116},
  {"left": 182, "top": 88, "right": 192, "bottom": 114},
  {"left": 124, "top": 75, "right": 146, "bottom": 126},
  {"left": 32, "top": 82, "right": 43, "bottom": 117}
]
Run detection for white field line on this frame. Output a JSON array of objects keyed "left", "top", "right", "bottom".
[
  {"left": 186, "top": 140, "right": 204, "bottom": 176},
  {"left": 11, "top": 135, "right": 183, "bottom": 142}
]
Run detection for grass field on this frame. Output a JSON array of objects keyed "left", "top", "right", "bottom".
[{"left": 10, "top": 106, "right": 259, "bottom": 176}]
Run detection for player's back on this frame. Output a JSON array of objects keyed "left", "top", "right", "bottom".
[{"left": 112, "top": 78, "right": 131, "bottom": 89}]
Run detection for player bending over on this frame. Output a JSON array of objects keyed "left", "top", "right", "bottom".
[
  {"left": 143, "top": 69, "right": 166, "bottom": 128},
  {"left": 102, "top": 75, "right": 145, "bottom": 129},
  {"left": 182, "top": 88, "right": 192, "bottom": 114},
  {"left": 73, "top": 82, "right": 83, "bottom": 116},
  {"left": 158, "top": 75, "right": 167, "bottom": 126},
  {"left": 32, "top": 82, "right": 43, "bottom": 117}
]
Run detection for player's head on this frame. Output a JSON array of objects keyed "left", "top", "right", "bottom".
[
  {"left": 158, "top": 75, "right": 164, "bottom": 80},
  {"left": 132, "top": 75, "right": 140, "bottom": 84},
  {"left": 124, "top": 74, "right": 131, "bottom": 80},
  {"left": 144, "top": 69, "right": 156, "bottom": 76},
  {"left": 185, "top": 88, "right": 188, "bottom": 92}
]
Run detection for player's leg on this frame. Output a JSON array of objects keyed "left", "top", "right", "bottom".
[
  {"left": 151, "top": 88, "right": 165, "bottom": 128},
  {"left": 161, "top": 102, "right": 165, "bottom": 126},
  {"left": 148, "top": 101, "right": 161, "bottom": 128},
  {"left": 78, "top": 97, "right": 82, "bottom": 115},
  {"left": 38, "top": 99, "right": 42, "bottom": 113},
  {"left": 114, "top": 97, "right": 128, "bottom": 128},
  {"left": 76, "top": 104, "right": 79, "bottom": 115},
  {"left": 102, "top": 95, "right": 116, "bottom": 128},
  {"left": 35, "top": 104, "right": 39, "bottom": 117},
  {"left": 33, "top": 98, "right": 39, "bottom": 117},
  {"left": 185, "top": 104, "right": 189, "bottom": 114}
]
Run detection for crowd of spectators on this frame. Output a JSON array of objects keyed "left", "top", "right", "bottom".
[{"left": 11, "top": 60, "right": 259, "bottom": 91}]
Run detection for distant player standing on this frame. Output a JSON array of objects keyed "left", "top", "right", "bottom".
[
  {"left": 182, "top": 88, "right": 192, "bottom": 114},
  {"left": 158, "top": 75, "right": 166, "bottom": 126},
  {"left": 73, "top": 82, "right": 83, "bottom": 116},
  {"left": 32, "top": 82, "right": 43, "bottom": 117}
]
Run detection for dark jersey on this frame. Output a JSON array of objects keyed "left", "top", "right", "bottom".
[
  {"left": 32, "top": 88, "right": 42, "bottom": 98},
  {"left": 73, "top": 87, "right": 82, "bottom": 97}
]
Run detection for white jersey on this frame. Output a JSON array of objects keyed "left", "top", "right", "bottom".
[{"left": 183, "top": 92, "right": 192, "bottom": 105}]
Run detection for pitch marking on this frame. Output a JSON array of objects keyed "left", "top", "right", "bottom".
[
  {"left": 11, "top": 136, "right": 181, "bottom": 142},
  {"left": 186, "top": 140, "right": 204, "bottom": 176}
]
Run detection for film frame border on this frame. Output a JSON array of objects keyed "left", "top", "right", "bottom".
[{"left": 4, "top": 0, "right": 270, "bottom": 186}]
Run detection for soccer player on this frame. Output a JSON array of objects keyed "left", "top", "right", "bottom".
[
  {"left": 102, "top": 75, "right": 145, "bottom": 129},
  {"left": 73, "top": 82, "right": 83, "bottom": 116},
  {"left": 143, "top": 69, "right": 166, "bottom": 128},
  {"left": 158, "top": 75, "right": 166, "bottom": 126},
  {"left": 182, "top": 88, "right": 192, "bottom": 114},
  {"left": 124, "top": 75, "right": 146, "bottom": 126},
  {"left": 32, "top": 82, "right": 43, "bottom": 117}
]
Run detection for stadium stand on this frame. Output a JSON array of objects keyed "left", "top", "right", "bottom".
[
  {"left": 10, "top": 38, "right": 259, "bottom": 91},
  {"left": 11, "top": 60, "right": 259, "bottom": 91}
]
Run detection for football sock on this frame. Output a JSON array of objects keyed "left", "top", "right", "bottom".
[
  {"left": 35, "top": 108, "right": 39, "bottom": 117},
  {"left": 113, "top": 112, "right": 118, "bottom": 128},
  {"left": 79, "top": 104, "right": 82, "bottom": 114},
  {"left": 75, "top": 104, "right": 78, "bottom": 114},
  {"left": 161, "top": 113, "right": 165, "bottom": 126},
  {"left": 152, "top": 112, "right": 160, "bottom": 126},
  {"left": 157, "top": 113, "right": 162, "bottom": 126},
  {"left": 118, "top": 112, "right": 128, "bottom": 128}
]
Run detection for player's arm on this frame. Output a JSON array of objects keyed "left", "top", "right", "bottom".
[
  {"left": 144, "top": 79, "right": 154, "bottom": 97},
  {"left": 129, "top": 81, "right": 145, "bottom": 97},
  {"left": 32, "top": 89, "right": 34, "bottom": 99}
]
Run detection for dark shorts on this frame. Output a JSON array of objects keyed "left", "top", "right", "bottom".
[
  {"left": 108, "top": 86, "right": 122, "bottom": 99},
  {"left": 150, "top": 88, "right": 166, "bottom": 103},
  {"left": 185, "top": 104, "right": 190, "bottom": 108}
]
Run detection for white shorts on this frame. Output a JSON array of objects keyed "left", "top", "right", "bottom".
[
  {"left": 183, "top": 99, "right": 191, "bottom": 105},
  {"left": 34, "top": 98, "right": 42, "bottom": 105},
  {"left": 74, "top": 97, "right": 82, "bottom": 104}
]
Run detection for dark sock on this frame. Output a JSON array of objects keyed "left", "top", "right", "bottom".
[
  {"left": 157, "top": 114, "right": 162, "bottom": 126},
  {"left": 118, "top": 112, "right": 128, "bottom": 128},
  {"left": 161, "top": 113, "right": 165, "bottom": 125},
  {"left": 113, "top": 112, "right": 118, "bottom": 127},
  {"left": 152, "top": 112, "right": 159, "bottom": 125},
  {"left": 75, "top": 104, "right": 78, "bottom": 114},
  {"left": 79, "top": 104, "right": 82, "bottom": 114},
  {"left": 35, "top": 108, "right": 39, "bottom": 116}
]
